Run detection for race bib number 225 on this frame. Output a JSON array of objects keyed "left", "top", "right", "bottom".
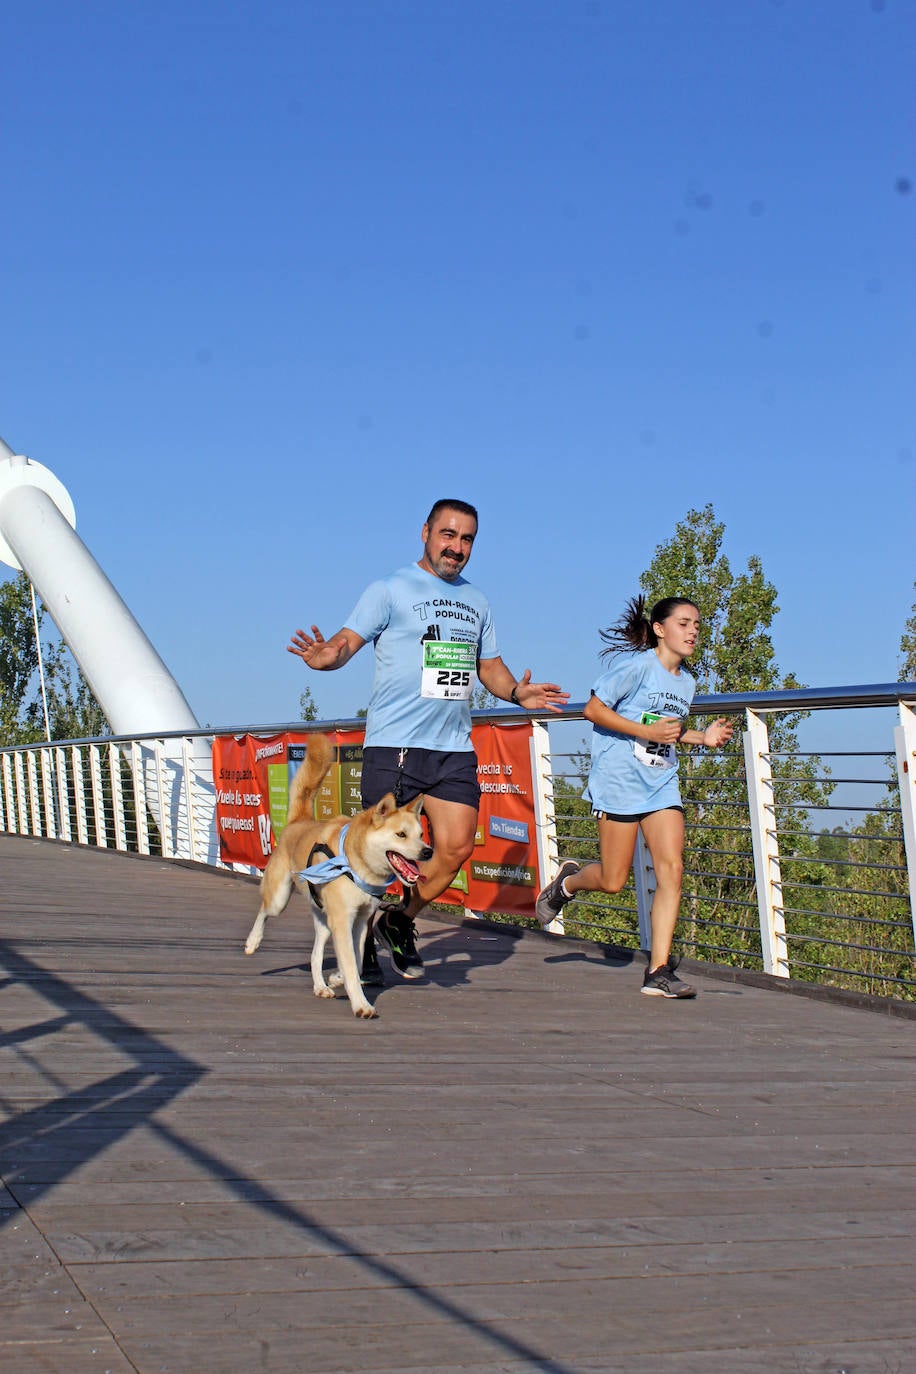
[{"left": 421, "top": 641, "right": 476, "bottom": 700}]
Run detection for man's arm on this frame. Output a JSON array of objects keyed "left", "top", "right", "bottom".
[
  {"left": 477, "top": 657, "right": 569, "bottom": 714},
  {"left": 288, "top": 625, "right": 366, "bottom": 671}
]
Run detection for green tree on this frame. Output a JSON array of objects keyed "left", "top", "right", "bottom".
[
  {"left": 299, "top": 686, "right": 319, "bottom": 721},
  {"left": 0, "top": 573, "right": 107, "bottom": 744},
  {"left": 0, "top": 573, "right": 42, "bottom": 744},
  {"left": 39, "top": 641, "right": 108, "bottom": 740},
  {"left": 472, "top": 683, "right": 500, "bottom": 710},
  {"left": 900, "top": 581, "right": 916, "bottom": 680}
]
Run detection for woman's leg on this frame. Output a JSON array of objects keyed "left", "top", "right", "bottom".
[
  {"left": 565, "top": 817, "right": 640, "bottom": 896},
  {"left": 638, "top": 807, "right": 685, "bottom": 971}
]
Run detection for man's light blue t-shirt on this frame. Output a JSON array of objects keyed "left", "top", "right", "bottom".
[
  {"left": 584, "top": 649, "right": 696, "bottom": 815},
  {"left": 344, "top": 563, "right": 499, "bottom": 752}
]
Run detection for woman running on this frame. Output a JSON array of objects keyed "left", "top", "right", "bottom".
[{"left": 535, "top": 595, "right": 733, "bottom": 997}]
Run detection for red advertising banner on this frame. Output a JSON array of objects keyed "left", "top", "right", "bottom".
[
  {"left": 212, "top": 721, "right": 540, "bottom": 918},
  {"left": 453, "top": 720, "right": 539, "bottom": 917}
]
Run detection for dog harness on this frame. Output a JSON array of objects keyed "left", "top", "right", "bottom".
[{"left": 297, "top": 823, "right": 393, "bottom": 910}]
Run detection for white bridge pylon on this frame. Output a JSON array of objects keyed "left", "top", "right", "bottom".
[
  {"left": 0, "top": 438, "right": 200, "bottom": 737},
  {"left": 0, "top": 437, "right": 217, "bottom": 863}
]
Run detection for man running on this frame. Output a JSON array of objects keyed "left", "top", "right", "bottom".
[{"left": 288, "top": 498, "right": 569, "bottom": 983}]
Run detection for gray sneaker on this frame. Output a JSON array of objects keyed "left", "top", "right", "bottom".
[
  {"left": 641, "top": 961, "right": 697, "bottom": 998},
  {"left": 534, "top": 860, "right": 580, "bottom": 926}
]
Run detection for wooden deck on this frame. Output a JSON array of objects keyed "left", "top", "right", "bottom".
[{"left": 1, "top": 833, "right": 914, "bottom": 1374}]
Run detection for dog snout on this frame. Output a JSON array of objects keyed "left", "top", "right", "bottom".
[{"left": 420, "top": 845, "right": 434, "bottom": 861}]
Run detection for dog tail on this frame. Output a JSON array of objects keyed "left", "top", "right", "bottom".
[{"left": 287, "top": 732, "right": 335, "bottom": 825}]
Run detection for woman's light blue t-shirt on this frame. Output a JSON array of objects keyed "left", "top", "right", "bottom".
[
  {"left": 344, "top": 563, "right": 499, "bottom": 751},
  {"left": 584, "top": 649, "right": 696, "bottom": 815}
]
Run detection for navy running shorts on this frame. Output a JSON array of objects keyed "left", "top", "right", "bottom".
[{"left": 361, "top": 746, "right": 481, "bottom": 810}]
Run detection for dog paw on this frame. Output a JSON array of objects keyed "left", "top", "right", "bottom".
[
  {"left": 313, "top": 986, "right": 335, "bottom": 999},
  {"left": 327, "top": 971, "right": 344, "bottom": 990},
  {"left": 243, "top": 941, "right": 259, "bottom": 955},
  {"left": 355, "top": 1005, "right": 379, "bottom": 1019}
]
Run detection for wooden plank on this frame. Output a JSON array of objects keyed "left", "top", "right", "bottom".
[{"left": 1, "top": 832, "right": 915, "bottom": 1374}]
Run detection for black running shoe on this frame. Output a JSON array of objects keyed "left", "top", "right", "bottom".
[
  {"left": 360, "top": 931, "right": 385, "bottom": 987},
  {"left": 534, "top": 860, "right": 580, "bottom": 926},
  {"left": 641, "top": 960, "right": 697, "bottom": 999},
  {"left": 374, "top": 903, "right": 424, "bottom": 979}
]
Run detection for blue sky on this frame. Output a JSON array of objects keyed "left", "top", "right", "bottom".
[{"left": 2, "top": 0, "right": 913, "bottom": 731}]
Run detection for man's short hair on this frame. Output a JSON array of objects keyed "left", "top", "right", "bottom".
[{"left": 426, "top": 499, "right": 479, "bottom": 527}]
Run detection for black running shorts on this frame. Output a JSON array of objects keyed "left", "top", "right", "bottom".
[
  {"left": 591, "top": 805, "right": 684, "bottom": 822},
  {"left": 361, "top": 746, "right": 481, "bottom": 810}
]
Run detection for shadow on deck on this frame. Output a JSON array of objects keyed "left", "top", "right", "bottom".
[{"left": 1, "top": 834, "right": 914, "bottom": 1373}]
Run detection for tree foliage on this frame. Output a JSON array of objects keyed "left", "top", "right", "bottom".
[
  {"left": 0, "top": 573, "right": 41, "bottom": 744},
  {"left": 299, "top": 686, "right": 319, "bottom": 722},
  {"left": 900, "top": 581, "right": 916, "bottom": 681},
  {"left": 0, "top": 574, "right": 107, "bottom": 744}
]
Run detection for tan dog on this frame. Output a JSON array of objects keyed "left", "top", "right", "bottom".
[{"left": 244, "top": 733, "right": 432, "bottom": 1018}]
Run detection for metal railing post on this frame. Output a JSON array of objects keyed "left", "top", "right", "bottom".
[
  {"left": 39, "top": 747, "right": 57, "bottom": 838},
  {"left": 89, "top": 743, "right": 107, "bottom": 847},
  {"left": 633, "top": 830, "right": 655, "bottom": 953},
  {"left": 530, "top": 719, "right": 561, "bottom": 929},
  {"left": 153, "top": 739, "right": 171, "bottom": 858},
  {"left": 1, "top": 754, "right": 14, "bottom": 832},
  {"left": 108, "top": 742, "right": 127, "bottom": 851},
  {"left": 743, "top": 709, "right": 789, "bottom": 977},
  {"left": 895, "top": 701, "right": 916, "bottom": 947},
  {"left": 13, "top": 753, "right": 27, "bottom": 833},
  {"left": 131, "top": 741, "right": 150, "bottom": 855},
  {"left": 71, "top": 746, "right": 89, "bottom": 844},
  {"left": 55, "top": 746, "right": 72, "bottom": 842},
  {"left": 26, "top": 751, "right": 41, "bottom": 835},
  {"left": 181, "top": 736, "right": 200, "bottom": 862}
]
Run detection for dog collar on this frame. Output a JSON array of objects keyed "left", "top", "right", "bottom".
[{"left": 297, "top": 824, "right": 393, "bottom": 898}]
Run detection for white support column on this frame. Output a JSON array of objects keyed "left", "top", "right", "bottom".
[
  {"left": 743, "top": 709, "right": 789, "bottom": 977},
  {"left": 894, "top": 701, "right": 916, "bottom": 947},
  {"left": 0, "top": 444, "right": 218, "bottom": 863},
  {"left": 0, "top": 450, "right": 200, "bottom": 739}
]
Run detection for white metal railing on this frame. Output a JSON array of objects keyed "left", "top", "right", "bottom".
[{"left": 1, "top": 683, "right": 914, "bottom": 1000}]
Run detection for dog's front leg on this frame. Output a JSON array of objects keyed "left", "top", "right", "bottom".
[
  {"left": 310, "top": 910, "right": 335, "bottom": 999},
  {"left": 326, "top": 892, "right": 378, "bottom": 1019}
]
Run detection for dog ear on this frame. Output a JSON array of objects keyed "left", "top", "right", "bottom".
[
  {"left": 373, "top": 793, "right": 397, "bottom": 819},
  {"left": 410, "top": 794, "right": 425, "bottom": 816}
]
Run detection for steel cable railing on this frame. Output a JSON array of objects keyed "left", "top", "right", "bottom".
[{"left": 1, "top": 683, "right": 914, "bottom": 1001}]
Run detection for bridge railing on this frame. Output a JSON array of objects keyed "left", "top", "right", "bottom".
[{"left": 1, "top": 682, "right": 914, "bottom": 1001}]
